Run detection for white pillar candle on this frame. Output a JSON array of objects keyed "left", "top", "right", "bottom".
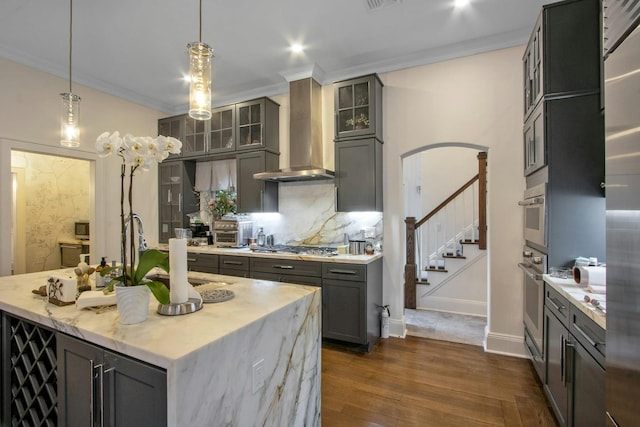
[{"left": 169, "top": 238, "right": 189, "bottom": 304}]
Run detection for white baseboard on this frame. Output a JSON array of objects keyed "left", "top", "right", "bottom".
[
  {"left": 417, "top": 296, "right": 487, "bottom": 317},
  {"left": 388, "top": 317, "right": 406, "bottom": 338},
  {"left": 484, "top": 329, "right": 527, "bottom": 357}
]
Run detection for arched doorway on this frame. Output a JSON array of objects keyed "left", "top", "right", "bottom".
[{"left": 402, "top": 143, "right": 489, "bottom": 345}]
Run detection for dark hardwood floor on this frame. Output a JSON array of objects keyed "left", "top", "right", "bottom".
[{"left": 322, "top": 336, "right": 557, "bottom": 426}]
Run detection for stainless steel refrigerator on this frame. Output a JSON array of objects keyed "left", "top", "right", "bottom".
[{"left": 604, "top": 14, "right": 640, "bottom": 427}]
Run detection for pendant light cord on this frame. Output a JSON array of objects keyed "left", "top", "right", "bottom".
[
  {"left": 199, "top": 0, "right": 202, "bottom": 42},
  {"left": 68, "top": 0, "right": 73, "bottom": 93}
]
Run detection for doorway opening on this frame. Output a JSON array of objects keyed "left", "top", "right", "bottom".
[
  {"left": 402, "top": 144, "right": 489, "bottom": 346},
  {"left": 11, "top": 150, "right": 92, "bottom": 274}
]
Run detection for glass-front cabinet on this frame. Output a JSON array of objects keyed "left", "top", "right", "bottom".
[
  {"left": 183, "top": 116, "right": 208, "bottom": 157},
  {"left": 235, "top": 97, "right": 280, "bottom": 152},
  {"left": 158, "top": 162, "right": 196, "bottom": 243},
  {"left": 209, "top": 105, "right": 236, "bottom": 153},
  {"left": 334, "top": 74, "right": 383, "bottom": 141},
  {"left": 158, "top": 115, "right": 183, "bottom": 159}
]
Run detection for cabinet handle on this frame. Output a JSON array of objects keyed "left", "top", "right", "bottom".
[
  {"left": 565, "top": 341, "right": 575, "bottom": 385},
  {"left": 91, "top": 362, "right": 105, "bottom": 427},
  {"left": 187, "top": 258, "right": 198, "bottom": 262},
  {"left": 223, "top": 260, "right": 243, "bottom": 266},
  {"left": 561, "top": 336, "right": 566, "bottom": 386},
  {"left": 328, "top": 269, "right": 357, "bottom": 275},
  {"left": 334, "top": 186, "right": 338, "bottom": 209},
  {"left": 167, "top": 189, "right": 172, "bottom": 203},
  {"left": 547, "top": 297, "right": 566, "bottom": 312},
  {"left": 179, "top": 193, "right": 182, "bottom": 212},
  {"left": 573, "top": 323, "right": 604, "bottom": 348},
  {"left": 260, "top": 189, "right": 264, "bottom": 210},
  {"left": 273, "top": 265, "right": 294, "bottom": 270}
]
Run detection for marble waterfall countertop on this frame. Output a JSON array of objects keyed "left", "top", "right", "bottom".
[
  {"left": 543, "top": 274, "right": 606, "bottom": 330},
  {"left": 155, "top": 243, "right": 383, "bottom": 264},
  {"left": 0, "top": 269, "right": 321, "bottom": 427}
]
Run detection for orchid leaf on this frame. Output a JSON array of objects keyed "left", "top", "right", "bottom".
[
  {"left": 145, "top": 280, "right": 170, "bottom": 305},
  {"left": 133, "top": 249, "right": 170, "bottom": 284}
]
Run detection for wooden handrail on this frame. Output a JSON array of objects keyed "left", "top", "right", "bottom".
[{"left": 415, "top": 174, "right": 479, "bottom": 229}]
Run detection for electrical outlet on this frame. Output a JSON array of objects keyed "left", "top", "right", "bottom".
[{"left": 252, "top": 359, "right": 265, "bottom": 394}]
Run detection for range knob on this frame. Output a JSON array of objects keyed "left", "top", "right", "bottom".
[
  {"left": 523, "top": 250, "right": 533, "bottom": 258},
  {"left": 532, "top": 256, "right": 543, "bottom": 264}
]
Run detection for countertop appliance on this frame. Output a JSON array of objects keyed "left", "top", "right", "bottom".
[
  {"left": 603, "top": 9, "right": 640, "bottom": 427},
  {"left": 213, "top": 217, "right": 252, "bottom": 248}
]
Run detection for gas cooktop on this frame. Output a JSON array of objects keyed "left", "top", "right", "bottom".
[{"left": 251, "top": 245, "right": 338, "bottom": 256}]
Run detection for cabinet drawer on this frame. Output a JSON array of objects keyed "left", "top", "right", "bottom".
[
  {"left": 252, "top": 271, "right": 321, "bottom": 287},
  {"left": 545, "top": 284, "right": 570, "bottom": 327},
  {"left": 219, "top": 255, "right": 249, "bottom": 271},
  {"left": 322, "top": 263, "right": 366, "bottom": 282},
  {"left": 187, "top": 253, "right": 219, "bottom": 274},
  {"left": 250, "top": 258, "right": 321, "bottom": 277},
  {"left": 570, "top": 307, "right": 605, "bottom": 367}
]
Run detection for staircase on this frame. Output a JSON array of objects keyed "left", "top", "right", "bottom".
[{"left": 405, "top": 152, "right": 487, "bottom": 309}]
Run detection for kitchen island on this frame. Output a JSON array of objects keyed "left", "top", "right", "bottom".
[{"left": 0, "top": 269, "right": 321, "bottom": 427}]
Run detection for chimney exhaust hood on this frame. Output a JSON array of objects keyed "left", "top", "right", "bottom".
[{"left": 253, "top": 77, "right": 334, "bottom": 182}]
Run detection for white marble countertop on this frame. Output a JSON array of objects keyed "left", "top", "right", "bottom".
[
  {"left": 0, "top": 268, "right": 320, "bottom": 369},
  {"left": 155, "top": 244, "right": 383, "bottom": 264},
  {"left": 543, "top": 274, "right": 606, "bottom": 330}
]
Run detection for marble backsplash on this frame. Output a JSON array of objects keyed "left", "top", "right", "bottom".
[{"left": 247, "top": 181, "right": 383, "bottom": 248}]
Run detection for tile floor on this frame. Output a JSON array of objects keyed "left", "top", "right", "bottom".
[{"left": 404, "top": 309, "right": 486, "bottom": 347}]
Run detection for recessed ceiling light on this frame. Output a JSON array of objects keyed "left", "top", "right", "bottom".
[
  {"left": 291, "top": 43, "right": 304, "bottom": 54},
  {"left": 454, "top": 0, "right": 470, "bottom": 8}
]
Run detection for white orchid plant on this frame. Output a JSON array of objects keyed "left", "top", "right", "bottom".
[{"left": 95, "top": 131, "right": 182, "bottom": 304}]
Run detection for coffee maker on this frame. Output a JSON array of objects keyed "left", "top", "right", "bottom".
[{"left": 189, "top": 224, "right": 212, "bottom": 245}]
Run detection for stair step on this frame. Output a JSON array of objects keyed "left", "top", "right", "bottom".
[
  {"left": 416, "top": 279, "right": 430, "bottom": 286},
  {"left": 460, "top": 239, "right": 480, "bottom": 245},
  {"left": 425, "top": 267, "right": 448, "bottom": 273},
  {"left": 442, "top": 254, "right": 466, "bottom": 259}
]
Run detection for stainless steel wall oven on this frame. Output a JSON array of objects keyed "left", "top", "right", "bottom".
[
  {"left": 519, "top": 183, "right": 546, "bottom": 251},
  {"left": 519, "top": 245, "right": 547, "bottom": 377}
]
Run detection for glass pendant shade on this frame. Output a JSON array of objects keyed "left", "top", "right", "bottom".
[
  {"left": 60, "top": 92, "right": 81, "bottom": 147},
  {"left": 188, "top": 42, "right": 213, "bottom": 121}
]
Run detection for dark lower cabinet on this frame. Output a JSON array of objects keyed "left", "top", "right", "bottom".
[
  {"left": 57, "top": 333, "right": 167, "bottom": 427},
  {"left": 219, "top": 255, "right": 250, "bottom": 277},
  {"left": 544, "top": 284, "right": 606, "bottom": 427},
  {"left": 322, "top": 259, "right": 382, "bottom": 351},
  {"left": 187, "top": 252, "right": 219, "bottom": 274}
]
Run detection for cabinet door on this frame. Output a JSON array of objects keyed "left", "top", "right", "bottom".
[
  {"left": 335, "top": 139, "right": 382, "bottom": 212},
  {"left": 236, "top": 99, "right": 265, "bottom": 150},
  {"left": 334, "top": 75, "right": 382, "bottom": 141},
  {"left": 159, "top": 163, "right": 183, "bottom": 243},
  {"left": 158, "top": 116, "right": 183, "bottom": 159},
  {"left": 544, "top": 307, "right": 569, "bottom": 427},
  {"left": 183, "top": 116, "right": 208, "bottom": 157},
  {"left": 322, "top": 279, "right": 366, "bottom": 344},
  {"left": 57, "top": 333, "right": 104, "bottom": 427},
  {"left": 103, "top": 351, "right": 167, "bottom": 427},
  {"left": 570, "top": 340, "right": 605, "bottom": 427},
  {"left": 236, "top": 151, "right": 278, "bottom": 213},
  {"left": 209, "top": 105, "right": 236, "bottom": 153}
]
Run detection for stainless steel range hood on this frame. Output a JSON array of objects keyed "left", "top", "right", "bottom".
[{"left": 253, "top": 78, "right": 334, "bottom": 182}]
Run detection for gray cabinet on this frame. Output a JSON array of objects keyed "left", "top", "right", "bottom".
[
  {"left": 321, "top": 259, "right": 382, "bottom": 351},
  {"left": 235, "top": 97, "right": 280, "bottom": 153},
  {"left": 183, "top": 115, "right": 208, "bottom": 157},
  {"left": 187, "top": 252, "right": 219, "bottom": 274},
  {"left": 57, "top": 333, "right": 167, "bottom": 427},
  {"left": 157, "top": 115, "right": 183, "bottom": 160},
  {"left": 335, "top": 138, "right": 383, "bottom": 212},
  {"left": 543, "top": 284, "right": 606, "bottom": 427},
  {"left": 522, "top": 0, "right": 602, "bottom": 119},
  {"left": 236, "top": 151, "right": 279, "bottom": 213},
  {"left": 219, "top": 255, "right": 250, "bottom": 277},
  {"left": 334, "top": 74, "right": 383, "bottom": 141},
  {"left": 250, "top": 257, "right": 322, "bottom": 287},
  {"left": 209, "top": 105, "right": 236, "bottom": 153},
  {"left": 158, "top": 161, "right": 197, "bottom": 243}
]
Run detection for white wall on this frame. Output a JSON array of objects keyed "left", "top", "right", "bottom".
[
  {"left": 381, "top": 46, "right": 526, "bottom": 355},
  {"left": 0, "top": 58, "right": 165, "bottom": 275}
]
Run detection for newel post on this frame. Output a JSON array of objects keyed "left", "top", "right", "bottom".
[
  {"left": 404, "top": 216, "right": 417, "bottom": 309},
  {"left": 477, "top": 152, "right": 487, "bottom": 250}
]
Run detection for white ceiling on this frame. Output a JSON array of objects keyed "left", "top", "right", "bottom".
[{"left": 0, "top": 0, "right": 548, "bottom": 115}]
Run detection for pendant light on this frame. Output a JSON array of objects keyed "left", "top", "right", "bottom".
[
  {"left": 60, "top": 0, "right": 80, "bottom": 147},
  {"left": 188, "top": 0, "right": 213, "bottom": 120}
]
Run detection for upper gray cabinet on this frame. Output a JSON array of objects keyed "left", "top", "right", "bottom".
[
  {"left": 334, "top": 74, "right": 383, "bottom": 141},
  {"left": 236, "top": 151, "right": 279, "bottom": 213},
  {"left": 335, "top": 138, "right": 383, "bottom": 212},
  {"left": 522, "top": 0, "right": 601, "bottom": 120},
  {"left": 157, "top": 115, "right": 183, "bottom": 159},
  {"left": 208, "top": 104, "right": 236, "bottom": 154},
  {"left": 235, "top": 97, "right": 280, "bottom": 153},
  {"left": 183, "top": 115, "right": 208, "bottom": 157}
]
